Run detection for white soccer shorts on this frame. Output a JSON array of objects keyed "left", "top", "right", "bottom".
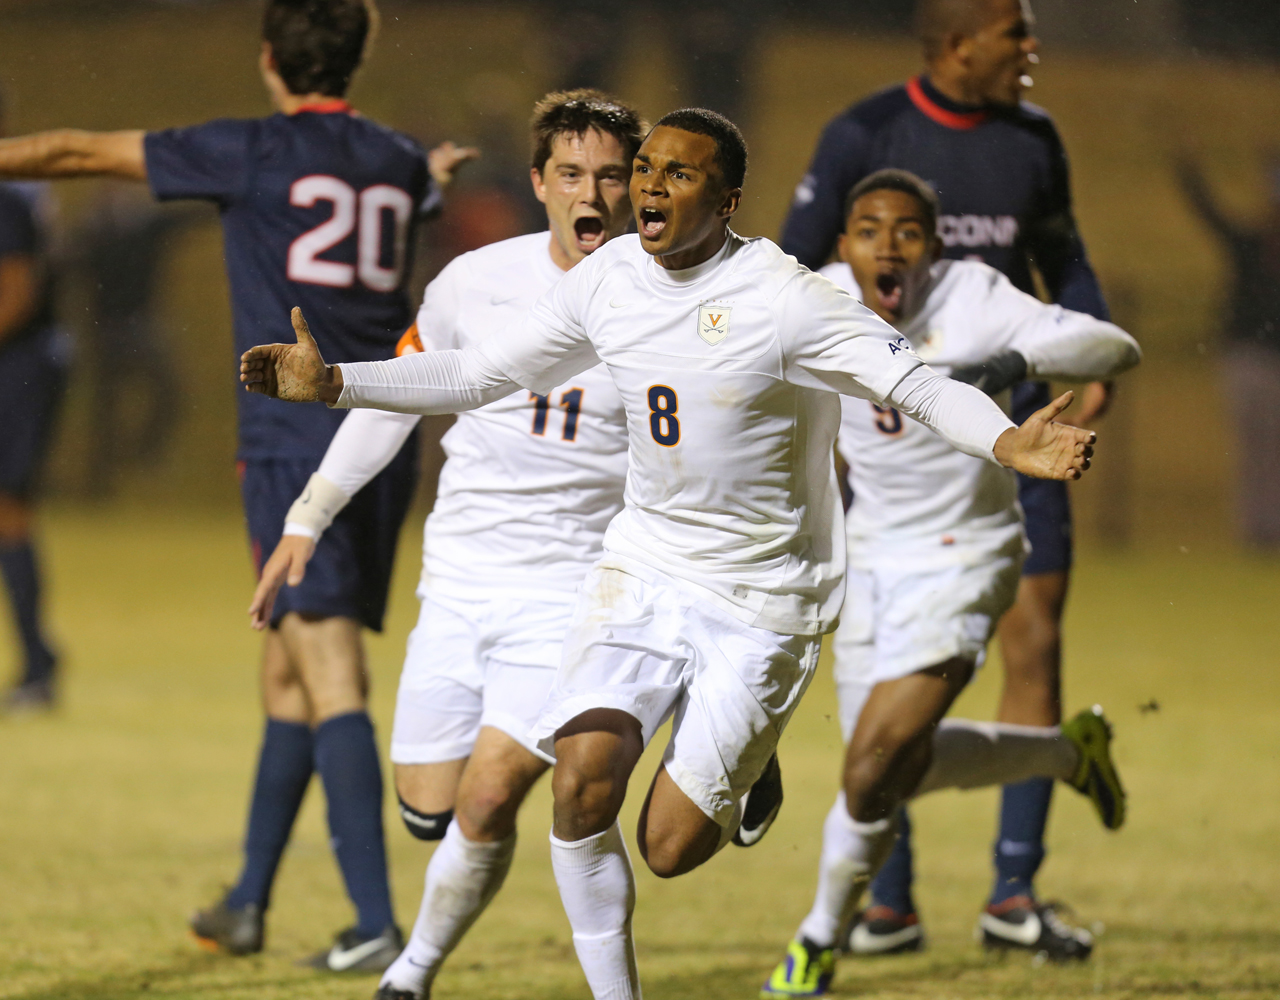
[
  {"left": 832, "top": 551, "right": 1023, "bottom": 742},
  {"left": 390, "top": 587, "right": 574, "bottom": 766},
  {"left": 528, "top": 560, "right": 822, "bottom": 828}
]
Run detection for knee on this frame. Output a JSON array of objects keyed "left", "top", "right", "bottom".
[
  {"left": 844, "top": 727, "right": 931, "bottom": 821},
  {"left": 640, "top": 833, "right": 686, "bottom": 879},
  {"left": 397, "top": 795, "right": 453, "bottom": 842},
  {"left": 551, "top": 760, "right": 624, "bottom": 840},
  {"left": 455, "top": 780, "right": 522, "bottom": 841}
]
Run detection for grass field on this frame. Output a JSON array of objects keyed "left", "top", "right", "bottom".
[{"left": 2, "top": 508, "right": 1278, "bottom": 1000}]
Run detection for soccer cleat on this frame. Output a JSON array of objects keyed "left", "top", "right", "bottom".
[
  {"left": 189, "top": 895, "right": 264, "bottom": 956},
  {"left": 846, "top": 905, "right": 925, "bottom": 956},
  {"left": 1061, "top": 705, "right": 1126, "bottom": 830},
  {"left": 978, "top": 897, "right": 1093, "bottom": 962},
  {"left": 761, "top": 938, "right": 836, "bottom": 997},
  {"left": 3, "top": 677, "right": 56, "bottom": 714},
  {"left": 372, "top": 986, "right": 423, "bottom": 1000},
  {"left": 734, "top": 752, "right": 784, "bottom": 847},
  {"left": 302, "top": 924, "right": 404, "bottom": 972}
]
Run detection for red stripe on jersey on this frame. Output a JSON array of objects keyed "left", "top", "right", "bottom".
[
  {"left": 292, "top": 99, "right": 354, "bottom": 115},
  {"left": 906, "top": 77, "right": 988, "bottom": 131}
]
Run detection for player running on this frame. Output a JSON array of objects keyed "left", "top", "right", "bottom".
[
  {"left": 0, "top": 0, "right": 475, "bottom": 968},
  {"left": 240, "top": 109, "right": 1101, "bottom": 1000},
  {"left": 248, "top": 89, "right": 646, "bottom": 1000},
  {"left": 780, "top": 0, "right": 1115, "bottom": 954},
  {"left": 762, "top": 169, "right": 1138, "bottom": 997}
]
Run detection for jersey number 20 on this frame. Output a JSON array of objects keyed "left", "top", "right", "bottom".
[{"left": 288, "top": 175, "right": 413, "bottom": 292}]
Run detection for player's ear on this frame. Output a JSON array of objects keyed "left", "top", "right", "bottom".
[
  {"left": 929, "top": 234, "right": 943, "bottom": 262},
  {"left": 718, "top": 184, "right": 742, "bottom": 219},
  {"left": 836, "top": 232, "right": 851, "bottom": 265},
  {"left": 530, "top": 165, "right": 549, "bottom": 205}
]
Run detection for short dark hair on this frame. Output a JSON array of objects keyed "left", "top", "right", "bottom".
[
  {"left": 844, "top": 169, "right": 941, "bottom": 235},
  {"left": 530, "top": 89, "right": 648, "bottom": 174},
  {"left": 915, "top": 0, "right": 998, "bottom": 61},
  {"left": 262, "top": 0, "right": 371, "bottom": 98},
  {"left": 651, "top": 108, "right": 748, "bottom": 190}
]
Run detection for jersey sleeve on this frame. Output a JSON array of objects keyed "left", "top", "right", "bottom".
[
  {"left": 144, "top": 119, "right": 254, "bottom": 206},
  {"left": 479, "top": 257, "right": 602, "bottom": 396},
  {"left": 1024, "top": 120, "right": 1109, "bottom": 320},
  {"left": 779, "top": 113, "right": 869, "bottom": 270},
  {"left": 0, "top": 189, "right": 37, "bottom": 258},
  {"left": 775, "top": 268, "right": 923, "bottom": 402}
]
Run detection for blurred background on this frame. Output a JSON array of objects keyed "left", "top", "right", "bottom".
[{"left": 0, "top": 0, "right": 1277, "bottom": 552}]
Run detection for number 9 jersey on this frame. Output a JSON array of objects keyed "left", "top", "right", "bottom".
[{"left": 144, "top": 102, "right": 433, "bottom": 460}]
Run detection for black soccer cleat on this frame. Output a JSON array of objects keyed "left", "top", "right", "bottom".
[
  {"left": 302, "top": 924, "right": 404, "bottom": 972},
  {"left": 977, "top": 896, "right": 1093, "bottom": 962},
  {"left": 4, "top": 677, "right": 56, "bottom": 714},
  {"left": 373, "top": 986, "right": 423, "bottom": 1000},
  {"left": 734, "top": 752, "right": 784, "bottom": 847},
  {"left": 846, "top": 905, "right": 926, "bottom": 956},
  {"left": 190, "top": 894, "right": 264, "bottom": 956}
]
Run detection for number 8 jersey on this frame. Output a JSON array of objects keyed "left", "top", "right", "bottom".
[{"left": 144, "top": 101, "right": 432, "bottom": 460}]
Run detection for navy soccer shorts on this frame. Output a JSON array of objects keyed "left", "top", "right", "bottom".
[
  {"left": 0, "top": 330, "right": 69, "bottom": 499},
  {"left": 240, "top": 438, "right": 418, "bottom": 633},
  {"left": 1012, "top": 381, "right": 1073, "bottom": 576}
]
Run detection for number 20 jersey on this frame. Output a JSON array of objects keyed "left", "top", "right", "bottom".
[
  {"left": 417, "top": 232, "right": 628, "bottom": 598},
  {"left": 145, "top": 104, "right": 431, "bottom": 459}
]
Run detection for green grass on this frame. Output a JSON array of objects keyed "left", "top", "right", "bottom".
[{"left": 2, "top": 508, "right": 1278, "bottom": 999}]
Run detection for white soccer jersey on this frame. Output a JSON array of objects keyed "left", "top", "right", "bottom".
[
  {"left": 822, "top": 258, "right": 1138, "bottom": 569},
  {"left": 480, "top": 234, "right": 946, "bottom": 635},
  {"left": 417, "top": 232, "right": 628, "bottom": 596}
]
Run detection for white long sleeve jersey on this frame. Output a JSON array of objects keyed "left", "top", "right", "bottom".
[
  {"left": 338, "top": 233, "right": 1017, "bottom": 636},
  {"left": 320, "top": 232, "right": 629, "bottom": 597},
  {"left": 822, "top": 259, "right": 1140, "bottom": 570}
]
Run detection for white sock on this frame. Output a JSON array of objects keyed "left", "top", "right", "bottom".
[
  {"left": 549, "top": 822, "right": 642, "bottom": 1000},
  {"left": 912, "top": 718, "right": 1078, "bottom": 797},
  {"left": 796, "top": 793, "right": 897, "bottom": 948},
  {"left": 380, "top": 821, "right": 516, "bottom": 996}
]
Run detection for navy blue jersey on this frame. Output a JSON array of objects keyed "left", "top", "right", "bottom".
[
  {"left": 145, "top": 103, "right": 433, "bottom": 459},
  {"left": 0, "top": 182, "right": 56, "bottom": 348},
  {"left": 781, "top": 75, "right": 1107, "bottom": 320}
]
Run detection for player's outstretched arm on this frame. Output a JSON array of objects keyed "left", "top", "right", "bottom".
[
  {"left": 993, "top": 390, "right": 1095, "bottom": 481},
  {"left": 0, "top": 130, "right": 146, "bottom": 180},
  {"left": 427, "top": 140, "right": 480, "bottom": 189},
  {"left": 240, "top": 307, "right": 344, "bottom": 403},
  {"left": 248, "top": 535, "right": 316, "bottom": 630}
]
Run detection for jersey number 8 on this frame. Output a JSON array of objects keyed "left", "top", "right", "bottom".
[
  {"left": 648, "top": 385, "right": 680, "bottom": 446},
  {"left": 288, "top": 175, "right": 413, "bottom": 292}
]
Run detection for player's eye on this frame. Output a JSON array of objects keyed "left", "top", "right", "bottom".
[{"left": 673, "top": 171, "right": 689, "bottom": 181}]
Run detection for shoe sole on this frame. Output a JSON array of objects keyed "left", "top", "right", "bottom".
[{"left": 1075, "top": 709, "right": 1126, "bottom": 830}]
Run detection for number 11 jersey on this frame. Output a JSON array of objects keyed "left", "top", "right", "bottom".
[{"left": 145, "top": 102, "right": 432, "bottom": 459}]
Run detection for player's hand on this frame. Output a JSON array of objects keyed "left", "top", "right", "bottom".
[
  {"left": 993, "top": 390, "right": 1095, "bottom": 481},
  {"left": 1074, "top": 380, "right": 1113, "bottom": 427},
  {"left": 428, "top": 140, "right": 480, "bottom": 188},
  {"left": 248, "top": 534, "right": 317, "bottom": 630},
  {"left": 240, "top": 307, "right": 342, "bottom": 404}
]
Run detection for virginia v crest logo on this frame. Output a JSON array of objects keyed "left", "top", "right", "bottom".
[{"left": 697, "top": 303, "right": 731, "bottom": 345}]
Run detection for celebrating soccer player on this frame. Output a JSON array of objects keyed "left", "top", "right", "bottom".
[
  {"left": 248, "top": 89, "right": 646, "bottom": 1000},
  {"left": 0, "top": 0, "right": 476, "bottom": 970},
  {"left": 240, "top": 108, "right": 1099, "bottom": 1000},
  {"left": 780, "top": 0, "right": 1115, "bottom": 956},
  {"left": 762, "top": 169, "right": 1138, "bottom": 997}
]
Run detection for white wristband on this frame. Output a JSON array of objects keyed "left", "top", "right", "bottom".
[{"left": 283, "top": 473, "right": 351, "bottom": 541}]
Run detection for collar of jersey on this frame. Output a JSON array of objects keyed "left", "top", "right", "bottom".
[
  {"left": 646, "top": 231, "right": 740, "bottom": 288},
  {"left": 291, "top": 99, "right": 354, "bottom": 115},
  {"left": 907, "top": 76, "right": 988, "bottom": 131}
]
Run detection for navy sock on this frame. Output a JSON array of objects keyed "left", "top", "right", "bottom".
[
  {"left": 990, "top": 777, "right": 1054, "bottom": 905},
  {"left": 869, "top": 805, "right": 916, "bottom": 915},
  {"left": 226, "top": 719, "right": 314, "bottom": 910},
  {"left": 313, "top": 711, "right": 394, "bottom": 937},
  {"left": 0, "top": 540, "right": 56, "bottom": 685}
]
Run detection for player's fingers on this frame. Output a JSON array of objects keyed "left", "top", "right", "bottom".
[
  {"left": 286, "top": 549, "right": 312, "bottom": 587},
  {"left": 1038, "top": 389, "right": 1075, "bottom": 422},
  {"left": 291, "top": 307, "right": 317, "bottom": 349}
]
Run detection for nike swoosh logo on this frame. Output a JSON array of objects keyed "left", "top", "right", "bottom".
[
  {"left": 980, "top": 910, "right": 1042, "bottom": 947},
  {"left": 850, "top": 922, "right": 921, "bottom": 953},
  {"left": 490, "top": 294, "right": 519, "bottom": 306},
  {"left": 325, "top": 936, "right": 389, "bottom": 971},
  {"left": 609, "top": 299, "right": 627, "bottom": 308}
]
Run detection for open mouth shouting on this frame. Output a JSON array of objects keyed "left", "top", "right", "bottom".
[
  {"left": 875, "top": 271, "right": 904, "bottom": 314},
  {"left": 639, "top": 207, "right": 667, "bottom": 240},
  {"left": 573, "top": 215, "right": 607, "bottom": 252}
]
